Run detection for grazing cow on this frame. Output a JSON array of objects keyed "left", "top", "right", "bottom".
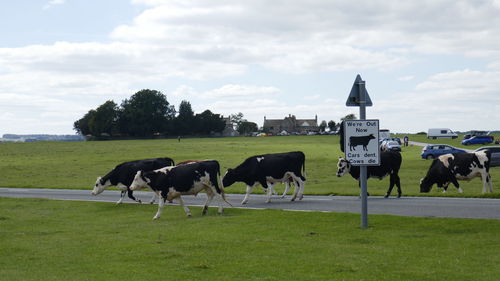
[
  {"left": 336, "top": 151, "right": 402, "bottom": 198},
  {"left": 92, "top": 157, "right": 174, "bottom": 204},
  {"left": 420, "top": 151, "right": 492, "bottom": 193},
  {"left": 222, "top": 151, "right": 306, "bottom": 204},
  {"left": 349, "top": 134, "right": 376, "bottom": 151},
  {"left": 130, "top": 160, "right": 228, "bottom": 220}
]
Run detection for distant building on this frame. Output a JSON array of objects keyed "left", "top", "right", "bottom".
[{"left": 263, "top": 114, "right": 319, "bottom": 135}]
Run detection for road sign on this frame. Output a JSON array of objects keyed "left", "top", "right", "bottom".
[
  {"left": 346, "top": 74, "right": 373, "bottom": 107},
  {"left": 343, "top": 119, "right": 380, "bottom": 166}
]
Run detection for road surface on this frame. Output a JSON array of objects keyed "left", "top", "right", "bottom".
[{"left": 1, "top": 187, "right": 498, "bottom": 219}]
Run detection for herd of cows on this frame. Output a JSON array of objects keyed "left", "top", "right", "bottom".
[{"left": 91, "top": 149, "right": 494, "bottom": 220}]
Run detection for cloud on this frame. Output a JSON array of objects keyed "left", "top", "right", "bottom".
[
  {"left": 43, "top": 0, "right": 65, "bottom": 10},
  {"left": 204, "top": 84, "right": 280, "bottom": 99},
  {"left": 398, "top": 75, "right": 414, "bottom": 81},
  {"left": 372, "top": 69, "right": 500, "bottom": 132}
]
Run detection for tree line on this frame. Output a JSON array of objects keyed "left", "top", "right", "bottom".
[{"left": 73, "top": 89, "right": 226, "bottom": 139}]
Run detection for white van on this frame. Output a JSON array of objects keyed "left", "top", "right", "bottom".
[
  {"left": 379, "top": 129, "right": 391, "bottom": 139},
  {"left": 427, "top": 128, "right": 458, "bottom": 139}
]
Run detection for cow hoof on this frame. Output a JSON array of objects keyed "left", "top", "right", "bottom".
[
  {"left": 241, "top": 201, "right": 248, "bottom": 205},
  {"left": 153, "top": 216, "right": 160, "bottom": 220},
  {"left": 397, "top": 194, "right": 402, "bottom": 198},
  {"left": 384, "top": 194, "right": 389, "bottom": 198}
]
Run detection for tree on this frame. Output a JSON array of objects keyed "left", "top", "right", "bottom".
[
  {"left": 319, "top": 120, "right": 327, "bottom": 132},
  {"left": 174, "top": 100, "right": 195, "bottom": 135},
  {"left": 118, "top": 89, "right": 175, "bottom": 137},
  {"left": 327, "top": 120, "right": 337, "bottom": 131},
  {"left": 229, "top": 112, "right": 244, "bottom": 129},
  {"left": 237, "top": 121, "right": 258, "bottom": 135},
  {"left": 89, "top": 100, "right": 119, "bottom": 136},
  {"left": 74, "top": 109, "right": 96, "bottom": 136},
  {"left": 341, "top": 114, "right": 357, "bottom": 121},
  {"left": 194, "top": 110, "right": 226, "bottom": 135}
]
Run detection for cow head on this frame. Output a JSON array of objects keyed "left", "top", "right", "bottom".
[
  {"left": 92, "top": 177, "right": 111, "bottom": 196},
  {"left": 222, "top": 168, "right": 238, "bottom": 187},
  {"left": 336, "top": 157, "right": 351, "bottom": 177},
  {"left": 419, "top": 177, "right": 433, "bottom": 193},
  {"left": 130, "top": 170, "right": 152, "bottom": 191}
]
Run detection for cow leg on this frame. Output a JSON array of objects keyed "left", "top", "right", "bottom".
[
  {"left": 487, "top": 174, "right": 493, "bottom": 193},
  {"left": 116, "top": 190, "right": 127, "bottom": 204},
  {"left": 291, "top": 178, "right": 305, "bottom": 201},
  {"left": 241, "top": 184, "right": 255, "bottom": 205},
  {"left": 149, "top": 192, "right": 157, "bottom": 204},
  {"left": 296, "top": 178, "right": 305, "bottom": 200},
  {"left": 449, "top": 178, "right": 463, "bottom": 193},
  {"left": 202, "top": 187, "right": 215, "bottom": 215},
  {"left": 265, "top": 183, "right": 274, "bottom": 203},
  {"left": 395, "top": 174, "right": 402, "bottom": 198},
  {"left": 176, "top": 196, "right": 192, "bottom": 217},
  {"left": 127, "top": 188, "right": 142, "bottom": 204},
  {"left": 385, "top": 175, "right": 394, "bottom": 198},
  {"left": 153, "top": 194, "right": 167, "bottom": 220},
  {"left": 481, "top": 172, "right": 493, "bottom": 193},
  {"left": 281, "top": 181, "right": 291, "bottom": 198}
]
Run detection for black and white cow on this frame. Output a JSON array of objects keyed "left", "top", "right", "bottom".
[
  {"left": 92, "top": 157, "right": 174, "bottom": 204},
  {"left": 336, "top": 151, "right": 402, "bottom": 198},
  {"left": 420, "top": 151, "right": 492, "bottom": 193},
  {"left": 349, "top": 134, "right": 376, "bottom": 151},
  {"left": 130, "top": 160, "right": 227, "bottom": 220},
  {"left": 222, "top": 151, "right": 306, "bottom": 204}
]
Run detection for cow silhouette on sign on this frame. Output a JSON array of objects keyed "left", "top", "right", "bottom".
[{"left": 349, "top": 134, "right": 375, "bottom": 151}]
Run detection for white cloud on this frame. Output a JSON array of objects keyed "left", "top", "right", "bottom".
[
  {"left": 398, "top": 75, "right": 414, "bottom": 81},
  {"left": 43, "top": 0, "right": 65, "bottom": 10},
  {"left": 204, "top": 85, "right": 280, "bottom": 99},
  {"left": 373, "top": 69, "right": 500, "bottom": 132}
]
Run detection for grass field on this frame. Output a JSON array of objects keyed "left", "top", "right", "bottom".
[
  {"left": 0, "top": 197, "right": 499, "bottom": 281},
  {"left": 0, "top": 135, "right": 498, "bottom": 197}
]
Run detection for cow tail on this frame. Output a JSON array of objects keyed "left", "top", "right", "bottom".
[
  {"left": 301, "top": 152, "right": 307, "bottom": 180},
  {"left": 217, "top": 169, "right": 233, "bottom": 207}
]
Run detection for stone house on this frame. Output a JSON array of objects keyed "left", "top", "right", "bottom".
[{"left": 263, "top": 114, "right": 319, "bottom": 135}]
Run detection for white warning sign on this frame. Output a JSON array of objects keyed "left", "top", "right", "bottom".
[{"left": 343, "top": 120, "right": 380, "bottom": 166}]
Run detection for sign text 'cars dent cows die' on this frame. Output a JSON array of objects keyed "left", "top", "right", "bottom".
[{"left": 343, "top": 120, "right": 380, "bottom": 166}]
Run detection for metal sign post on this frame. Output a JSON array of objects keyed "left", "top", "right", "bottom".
[{"left": 344, "top": 74, "right": 378, "bottom": 229}]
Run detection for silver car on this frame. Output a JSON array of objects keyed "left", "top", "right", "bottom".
[{"left": 474, "top": 146, "right": 500, "bottom": 167}]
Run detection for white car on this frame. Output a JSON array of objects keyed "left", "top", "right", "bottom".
[{"left": 380, "top": 140, "right": 401, "bottom": 152}]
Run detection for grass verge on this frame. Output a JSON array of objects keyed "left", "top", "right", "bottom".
[{"left": 0, "top": 197, "right": 499, "bottom": 281}]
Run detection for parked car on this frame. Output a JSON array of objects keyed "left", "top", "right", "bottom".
[
  {"left": 463, "top": 130, "right": 488, "bottom": 140},
  {"left": 461, "top": 135, "right": 494, "bottom": 145},
  {"left": 420, "top": 144, "right": 466, "bottom": 159},
  {"left": 474, "top": 146, "right": 500, "bottom": 167},
  {"left": 381, "top": 140, "right": 401, "bottom": 152},
  {"left": 379, "top": 137, "right": 401, "bottom": 145}
]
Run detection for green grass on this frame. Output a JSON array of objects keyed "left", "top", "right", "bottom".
[
  {"left": 0, "top": 135, "right": 499, "bottom": 197},
  {"left": 0, "top": 197, "right": 499, "bottom": 281}
]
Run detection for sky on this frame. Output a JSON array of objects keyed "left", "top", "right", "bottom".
[{"left": 1, "top": 0, "right": 499, "bottom": 135}]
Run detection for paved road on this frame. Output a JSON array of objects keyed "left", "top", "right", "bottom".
[{"left": 1, "top": 187, "right": 499, "bottom": 219}]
